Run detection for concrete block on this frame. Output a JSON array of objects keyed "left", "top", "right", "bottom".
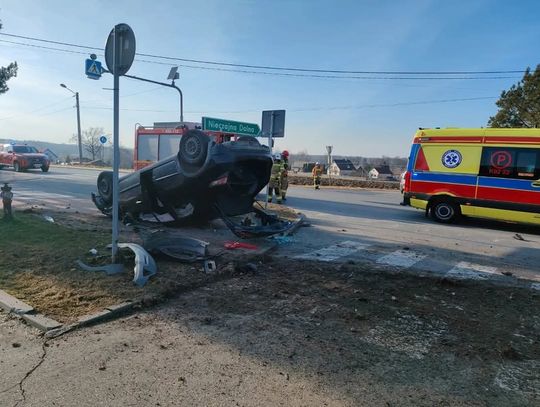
[
  {"left": 0, "top": 290, "right": 34, "bottom": 314},
  {"left": 22, "top": 313, "right": 62, "bottom": 331},
  {"left": 105, "top": 301, "right": 135, "bottom": 314},
  {"left": 77, "top": 309, "right": 112, "bottom": 326}
]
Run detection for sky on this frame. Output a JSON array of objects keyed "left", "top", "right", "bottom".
[{"left": 0, "top": 0, "right": 539, "bottom": 157}]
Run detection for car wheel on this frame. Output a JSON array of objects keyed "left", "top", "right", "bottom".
[
  {"left": 430, "top": 199, "right": 460, "bottom": 223},
  {"left": 97, "top": 171, "right": 113, "bottom": 203},
  {"left": 179, "top": 130, "right": 209, "bottom": 167},
  {"left": 13, "top": 161, "right": 21, "bottom": 172},
  {"left": 41, "top": 165, "right": 49, "bottom": 173}
]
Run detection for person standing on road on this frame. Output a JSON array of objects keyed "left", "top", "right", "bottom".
[
  {"left": 280, "top": 150, "right": 290, "bottom": 201},
  {"left": 268, "top": 153, "right": 283, "bottom": 204},
  {"left": 312, "top": 162, "right": 322, "bottom": 190}
]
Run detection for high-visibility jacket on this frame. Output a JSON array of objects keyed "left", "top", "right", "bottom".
[
  {"left": 312, "top": 165, "right": 322, "bottom": 177},
  {"left": 270, "top": 162, "right": 283, "bottom": 181}
]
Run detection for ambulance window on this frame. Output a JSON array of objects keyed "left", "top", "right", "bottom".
[
  {"left": 137, "top": 135, "right": 158, "bottom": 161},
  {"left": 515, "top": 151, "right": 537, "bottom": 178},
  {"left": 480, "top": 147, "right": 539, "bottom": 179}
]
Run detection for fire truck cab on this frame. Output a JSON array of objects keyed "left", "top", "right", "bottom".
[{"left": 134, "top": 122, "right": 240, "bottom": 170}]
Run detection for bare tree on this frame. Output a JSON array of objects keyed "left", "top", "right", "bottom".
[{"left": 71, "top": 127, "right": 108, "bottom": 161}]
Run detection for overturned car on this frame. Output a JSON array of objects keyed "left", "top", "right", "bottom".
[{"left": 92, "top": 130, "right": 296, "bottom": 237}]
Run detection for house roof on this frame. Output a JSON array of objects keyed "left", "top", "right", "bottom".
[
  {"left": 373, "top": 165, "right": 392, "bottom": 175},
  {"left": 333, "top": 159, "right": 355, "bottom": 171}
]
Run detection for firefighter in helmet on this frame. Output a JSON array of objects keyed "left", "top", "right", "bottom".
[
  {"left": 312, "top": 162, "right": 322, "bottom": 189},
  {"left": 268, "top": 152, "right": 283, "bottom": 204},
  {"left": 280, "top": 150, "right": 290, "bottom": 201}
]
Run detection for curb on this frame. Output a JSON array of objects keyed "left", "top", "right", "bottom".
[
  {"left": 0, "top": 289, "right": 139, "bottom": 338},
  {"left": 0, "top": 289, "right": 63, "bottom": 332},
  {"left": 45, "top": 301, "right": 138, "bottom": 338}
]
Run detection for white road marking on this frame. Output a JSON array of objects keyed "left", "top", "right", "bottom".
[
  {"left": 295, "top": 240, "right": 369, "bottom": 262},
  {"left": 531, "top": 283, "right": 540, "bottom": 291},
  {"left": 446, "top": 261, "right": 498, "bottom": 280},
  {"left": 376, "top": 250, "right": 426, "bottom": 268}
]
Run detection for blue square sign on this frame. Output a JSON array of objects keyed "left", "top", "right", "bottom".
[{"left": 85, "top": 59, "right": 102, "bottom": 80}]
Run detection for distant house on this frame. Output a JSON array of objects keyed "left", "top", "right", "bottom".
[
  {"left": 368, "top": 165, "right": 395, "bottom": 180},
  {"left": 329, "top": 159, "right": 356, "bottom": 176},
  {"left": 351, "top": 167, "right": 369, "bottom": 178},
  {"left": 41, "top": 148, "right": 59, "bottom": 163}
]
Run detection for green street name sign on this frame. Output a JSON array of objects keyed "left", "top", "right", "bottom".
[{"left": 202, "top": 117, "right": 260, "bottom": 136}]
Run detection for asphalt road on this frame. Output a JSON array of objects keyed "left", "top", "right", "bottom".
[{"left": 2, "top": 165, "right": 540, "bottom": 283}]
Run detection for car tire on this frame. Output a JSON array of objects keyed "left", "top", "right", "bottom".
[
  {"left": 41, "top": 165, "right": 49, "bottom": 173},
  {"left": 430, "top": 199, "right": 460, "bottom": 223},
  {"left": 179, "top": 130, "right": 209, "bottom": 167},
  {"left": 97, "top": 171, "right": 113, "bottom": 203},
  {"left": 13, "top": 161, "right": 21, "bottom": 172}
]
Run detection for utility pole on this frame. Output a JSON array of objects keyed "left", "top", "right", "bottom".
[
  {"left": 75, "top": 92, "right": 83, "bottom": 163},
  {"left": 60, "top": 83, "right": 83, "bottom": 163}
]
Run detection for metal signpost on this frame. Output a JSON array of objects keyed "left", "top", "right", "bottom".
[
  {"left": 104, "top": 23, "right": 136, "bottom": 263},
  {"left": 202, "top": 117, "right": 260, "bottom": 136},
  {"left": 260, "top": 110, "right": 286, "bottom": 208}
]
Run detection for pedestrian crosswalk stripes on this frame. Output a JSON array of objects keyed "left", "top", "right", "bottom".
[
  {"left": 290, "top": 240, "right": 539, "bottom": 290},
  {"left": 376, "top": 250, "right": 427, "bottom": 268},
  {"left": 294, "top": 241, "right": 369, "bottom": 262},
  {"left": 446, "top": 262, "right": 499, "bottom": 281}
]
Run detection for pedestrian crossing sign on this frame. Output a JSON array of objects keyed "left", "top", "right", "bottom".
[{"left": 85, "top": 58, "right": 102, "bottom": 80}]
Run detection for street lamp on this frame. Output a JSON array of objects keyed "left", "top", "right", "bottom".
[{"left": 60, "top": 83, "right": 83, "bottom": 164}]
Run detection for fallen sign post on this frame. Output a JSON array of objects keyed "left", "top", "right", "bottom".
[{"left": 202, "top": 117, "right": 260, "bottom": 137}]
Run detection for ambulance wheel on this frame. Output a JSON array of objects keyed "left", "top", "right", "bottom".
[
  {"left": 430, "top": 199, "right": 460, "bottom": 224},
  {"left": 179, "top": 130, "right": 209, "bottom": 167}
]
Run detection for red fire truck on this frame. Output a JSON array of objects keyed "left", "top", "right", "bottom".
[{"left": 133, "top": 122, "right": 240, "bottom": 170}]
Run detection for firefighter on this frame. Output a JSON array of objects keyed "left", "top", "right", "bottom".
[
  {"left": 268, "top": 153, "right": 283, "bottom": 204},
  {"left": 1, "top": 183, "right": 13, "bottom": 220},
  {"left": 280, "top": 150, "right": 289, "bottom": 201},
  {"left": 312, "top": 162, "right": 322, "bottom": 189}
]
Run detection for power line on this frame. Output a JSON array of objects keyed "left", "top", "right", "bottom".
[
  {"left": 0, "top": 96, "right": 73, "bottom": 121},
  {"left": 81, "top": 96, "right": 496, "bottom": 114},
  {"left": 0, "top": 32, "right": 528, "bottom": 76},
  {"left": 0, "top": 39, "right": 521, "bottom": 81}
]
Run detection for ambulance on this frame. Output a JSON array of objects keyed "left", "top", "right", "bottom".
[{"left": 402, "top": 128, "right": 540, "bottom": 225}]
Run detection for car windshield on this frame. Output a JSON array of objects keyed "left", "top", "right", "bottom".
[{"left": 13, "top": 146, "right": 39, "bottom": 153}]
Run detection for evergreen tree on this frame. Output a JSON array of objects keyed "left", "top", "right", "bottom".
[
  {"left": 0, "top": 20, "right": 18, "bottom": 95},
  {"left": 488, "top": 65, "right": 540, "bottom": 128}
]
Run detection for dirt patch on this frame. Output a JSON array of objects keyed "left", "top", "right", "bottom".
[
  {"left": 164, "top": 257, "right": 540, "bottom": 405},
  {"left": 0, "top": 203, "right": 300, "bottom": 324}
]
